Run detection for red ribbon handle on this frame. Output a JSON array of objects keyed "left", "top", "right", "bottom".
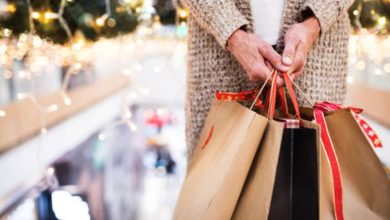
[
  {"left": 264, "top": 72, "right": 303, "bottom": 124},
  {"left": 314, "top": 108, "right": 344, "bottom": 220}
]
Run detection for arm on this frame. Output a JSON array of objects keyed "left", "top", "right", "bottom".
[
  {"left": 186, "top": 0, "right": 249, "bottom": 48},
  {"left": 302, "top": 0, "right": 354, "bottom": 33},
  {"left": 280, "top": 0, "right": 354, "bottom": 79},
  {"left": 187, "top": 0, "right": 288, "bottom": 84}
]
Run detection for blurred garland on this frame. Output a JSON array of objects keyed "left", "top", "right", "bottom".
[
  {"left": 348, "top": 0, "right": 390, "bottom": 34},
  {"left": 0, "top": 0, "right": 142, "bottom": 44},
  {"left": 1, "top": 0, "right": 389, "bottom": 45}
]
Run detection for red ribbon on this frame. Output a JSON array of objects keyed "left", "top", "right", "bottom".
[
  {"left": 314, "top": 102, "right": 384, "bottom": 220},
  {"left": 314, "top": 107, "right": 344, "bottom": 220},
  {"left": 315, "top": 102, "right": 382, "bottom": 148},
  {"left": 215, "top": 90, "right": 264, "bottom": 109}
]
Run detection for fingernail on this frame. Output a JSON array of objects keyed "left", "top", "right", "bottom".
[{"left": 283, "top": 56, "right": 292, "bottom": 65}]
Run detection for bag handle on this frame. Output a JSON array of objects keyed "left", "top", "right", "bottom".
[
  {"left": 264, "top": 86, "right": 289, "bottom": 118},
  {"left": 278, "top": 87, "right": 290, "bottom": 117},
  {"left": 267, "top": 70, "right": 278, "bottom": 118},
  {"left": 281, "top": 72, "right": 302, "bottom": 123},
  {"left": 249, "top": 69, "right": 276, "bottom": 110},
  {"left": 266, "top": 71, "right": 302, "bottom": 125}
]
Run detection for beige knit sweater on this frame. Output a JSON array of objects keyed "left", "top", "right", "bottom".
[{"left": 185, "top": 0, "right": 353, "bottom": 155}]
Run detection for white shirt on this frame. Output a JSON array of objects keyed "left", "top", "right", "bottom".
[{"left": 250, "top": 0, "right": 285, "bottom": 45}]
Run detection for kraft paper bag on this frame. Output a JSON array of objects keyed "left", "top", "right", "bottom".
[
  {"left": 233, "top": 119, "right": 319, "bottom": 220},
  {"left": 234, "top": 71, "right": 320, "bottom": 220},
  {"left": 322, "top": 109, "right": 390, "bottom": 220},
  {"left": 173, "top": 100, "right": 268, "bottom": 220},
  {"left": 232, "top": 120, "right": 284, "bottom": 220}
]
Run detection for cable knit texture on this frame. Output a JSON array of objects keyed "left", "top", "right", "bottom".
[{"left": 185, "top": 0, "right": 354, "bottom": 156}]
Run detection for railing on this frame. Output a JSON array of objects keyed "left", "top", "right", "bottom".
[{"left": 0, "top": 73, "right": 130, "bottom": 154}]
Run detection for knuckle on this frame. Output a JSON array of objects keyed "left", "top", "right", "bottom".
[
  {"left": 298, "top": 54, "right": 306, "bottom": 63},
  {"left": 258, "top": 42, "right": 267, "bottom": 52}
]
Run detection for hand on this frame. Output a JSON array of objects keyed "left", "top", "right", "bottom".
[
  {"left": 227, "top": 29, "right": 288, "bottom": 85},
  {"left": 282, "top": 17, "right": 321, "bottom": 80}
]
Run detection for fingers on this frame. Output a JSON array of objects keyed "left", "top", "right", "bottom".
[
  {"left": 265, "top": 60, "right": 272, "bottom": 70},
  {"left": 276, "top": 75, "right": 285, "bottom": 87},
  {"left": 259, "top": 43, "right": 289, "bottom": 73},
  {"left": 289, "top": 67, "right": 304, "bottom": 80},
  {"left": 247, "top": 60, "right": 271, "bottom": 82}
]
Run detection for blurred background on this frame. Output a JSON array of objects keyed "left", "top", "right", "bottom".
[{"left": 0, "top": 0, "right": 388, "bottom": 219}]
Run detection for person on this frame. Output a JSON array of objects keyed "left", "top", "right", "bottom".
[{"left": 185, "top": 0, "right": 354, "bottom": 156}]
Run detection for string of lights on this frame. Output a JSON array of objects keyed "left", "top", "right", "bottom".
[{"left": 0, "top": 0, "right": 190, "bottom": 144}]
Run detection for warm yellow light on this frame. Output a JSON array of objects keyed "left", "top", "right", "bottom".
[
  {"left": 44, "top": 11, "right": 58, "bottom": 20},
  {"left": 356, "top": 60, "right": 365, "bottom": 70},
  {"left": 178, "top": 9, "right": 188, "bottom": 19},
  {"left": 378, "top": 17, "right": 387, "bottom": 26},
  {"left": 31, "top": 11, "right": 40, "bottom": 19},
  {"left": 73, "top": 62, "right": 82, "bottom": 70},
  {"left": 96, "top": 15, "right": 108, "bottom": 27},
  {"left": 47, "top": 104, "right": 59, "bottom": 113},
  {"left": 6, "top": 4, "right": 16, "bottom": 13},
  {"left": 0, "top": 110, "right": 6, "bottom": 117},
  {"left": 353, "top": 10, "right": 359, "bottom": 16},
  {"left": 370, "top": 9, "right": 376, "bottom": 15},
  {"left": 32, "top": 11, "right": 58, "bottom": 23},
  {"left": 107, "top": 18, "right": 116, "bottom": 27},
  {"left": 64, "top": 97, "right": 72, "bottom": 106},
  {"left": 2, "top": 28, "right": 11, "bottom": 37},
  {"left": 72, "top": 40, "right": 84, "bottom": 50},
  {"left": 32, "top": 36, "right": 42, "bottom": 48}
]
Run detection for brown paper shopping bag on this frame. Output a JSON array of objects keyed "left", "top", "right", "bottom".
[
  {"left": 232, "top": 120, "right": 284, "bottom": 219},
  {"left": 313, "top": 104, "right": 390, "bottom": 220},
  {"left": 173, "top": 99, "right": 268, "bottom": 220},
  {"left": 233, "top": 72, "right": 320, "bottom": 220},
  {"left": 173, "top": 70, "right": 287, "bottom": 220}
]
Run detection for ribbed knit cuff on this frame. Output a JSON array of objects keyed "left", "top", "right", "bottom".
[
  {"left": 208, "top": 4, "right": 249, "bottom": 49},
  {"left": 301, "top": 1, "right": 339, "bottom": 34}
]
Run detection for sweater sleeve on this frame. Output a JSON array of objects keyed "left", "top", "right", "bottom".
[
  {"left": 301, "top": 0, "right": 354, "bottom": 33},
  {"left": 186, "top": 0, "right": 249, "bottom": 48}
]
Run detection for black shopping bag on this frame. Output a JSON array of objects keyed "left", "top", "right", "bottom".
[{"left": 268, "top": 126, "right": 318, "bottom": 220}]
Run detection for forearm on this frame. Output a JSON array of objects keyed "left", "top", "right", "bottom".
[{"left": 186, "top": 0, "right": 249, "bottom": 48}]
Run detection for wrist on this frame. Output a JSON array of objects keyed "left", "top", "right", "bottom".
[
  {"left": 302, "top": 16, "right": 321, "bottom": 40},
  {"left": 227, "top": 29, "right": 247, "bottom": 52}
]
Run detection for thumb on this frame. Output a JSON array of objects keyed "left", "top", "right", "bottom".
[{"left": 282, "top": 36, "right": 298, "bottom": 66}]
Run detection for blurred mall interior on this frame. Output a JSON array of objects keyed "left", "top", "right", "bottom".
[{"left": 0, "top": 0, "right": 389, "bottom": 219}]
